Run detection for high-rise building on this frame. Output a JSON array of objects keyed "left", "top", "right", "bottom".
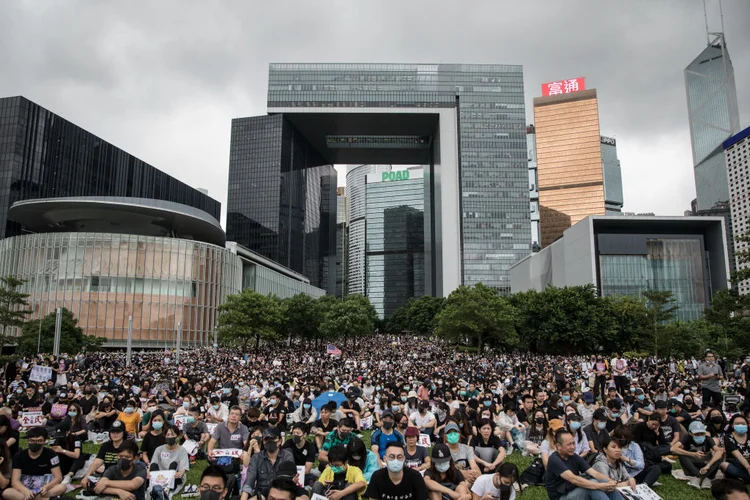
[
  {"left": 335, "top": 187, "right": 348, "bottom": 298},
  {"left": 0, "top": 96, "right": 220, "bottom": 237},
  {"left": 685, "top": 33, "right": 741, "bottom": 213},
  {"left": 526, "top": 126, "right": 540, "bottom": 248},
  {"left": 227, "top": 115, "right": 337, "bottom": 292},
  {"left": 534, "top": 89, "right": 607, "bottom": 247},
  {"left": 228, "top": 64, "right": 529, "bottom": 296},
  {"left": 724, "top": 126, "right": 750, "bottom": 292},
  {"left": 365, "top": 167, "right": 425, "bottom": 318},
  {"left": 601, "top": 136, "right": 624, "bottom": 215}
]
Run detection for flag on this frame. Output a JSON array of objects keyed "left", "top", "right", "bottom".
[{"left": 327, "top": 344, "right": 342, "bottom": 356}]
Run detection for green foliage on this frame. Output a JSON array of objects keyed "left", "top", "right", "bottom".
[
  {"left": 435, "top": 283, "right": 517, "bottom": 351},
  {"left": 658, "top": 319, "right": 718, "bottom": 359},
  {"left": 600, "top": 295, "right": 651, "bottom": 349},
  {"left": 319, "top": 294, "right": 376, "bottom": 345},
  {"left": 283, "top": 293, "right": 323, "bottom": 341},
  {"left": 704, "top": 288, "right": 750, "bottom": 357},
  {"left": 385, "top": 301, "right": 411, "bottom": 333},
  {"left": 17, "top": 308, "right": 103, "bottom": 355},
  {"left": 642, "top": 290, "right": 678, "bottom": 358},
  {"left": 0, "top": 276, "right": 32, "bottom": 347},
  {"left": 386, "top": 296, "right": 445, "bottom": 335},
  {"left": 216, "top": 290, "right": 286, "bottom": 351}
]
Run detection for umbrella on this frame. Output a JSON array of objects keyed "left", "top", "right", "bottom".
[{"left": 312, "top": 391, "right": 348, "bottom": 414}]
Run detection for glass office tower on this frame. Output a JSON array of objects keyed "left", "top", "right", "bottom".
[
  {"left": 365, "top": 168, "right": 425, "bottom": 318},
  {"left": 259, "top": 63, "right": 529, "bottom": 293},
  {"left": 601, "top": 136, "right": 624, "bottom": 215},
  {"left": 0, "top": 96, "right": 220, "bottom": 238},
  {"left": 685, "top": 33, "right": 741, "bottom": 212}
]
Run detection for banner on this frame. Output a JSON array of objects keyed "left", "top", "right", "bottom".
[
  {"left": 182, "top": 439, "right": 199, "bottom": 456},
  {"left": 417, "top": 434, "right": 431, "bottom": 447},
  {"left": 212, "top": 448, "right": 242, "bottom": 458},
  {"left": 29, "top": 365, "right": 53, "bottom": 383},
  {"left": 617, "top": 485, "right": 662, "bottom": 500},
  {"left": 174, "top": 415, "right": 189, "bottom": 431},
  {"left": 149, "top": 470, "right": 176, "bottom": 490},
  {"left": 206, "top": 423, "right": 218, "bottom": 435},
  {"left": 20, "top": 411, "right": 43, "bottom": 427}
]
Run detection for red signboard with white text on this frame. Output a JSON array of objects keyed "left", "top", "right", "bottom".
[{"left": 541, "top": 77, "right": 586, "bottom": 97}]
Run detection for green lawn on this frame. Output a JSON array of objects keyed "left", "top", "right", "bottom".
[{"left": 54, "top": 432, "right": 714, "bottom": 500}]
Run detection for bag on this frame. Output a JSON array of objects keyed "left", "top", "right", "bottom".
[{"left": 519, "top": 457, "right": 545, "bottom": 486}]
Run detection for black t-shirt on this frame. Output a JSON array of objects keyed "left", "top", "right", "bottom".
[
  {"left": 0, "top": 428, "right": 20, "bottom": 456},
  {"left": 102, "top": 462, "right": 147, "bottom": 500},
  {"left": 12, "top": 448, "right": 60, "bottom": 477},
  {"left": 96, "top": 440, "right": 126, "bottom": 469},
  {"left": 404, "top": 446, "right": 428, "bottom": 469},
  {"left": 633, "top": 422, "right": 667, "bottom": 447},
  {"left": 424, "top": 468, "right": 464, "bottom": 489},
  {"left": 725, "top": 434, "right": 750, "bottom": 466},
  {"left": 364, "top": 467, "right": 428, "bottom": 500},
  {"left": 545, "top": 451, "right": 591, "bottom": 500},
  {"left": 659, "top": 416, "right": 681, "bottom": 442},
  {"left": 470, "top": 434, "right": 503, "bottom": 449},
  {"left": 679, "top": 434, "right": 714, "bottom": 454},
  {"left": 516, "top": 408, "right": 532, "bottom": 425},
  {"left": 583, "top": 424, "right": 609, "bottom": 452},
  {"left": 79, "top": 395, "right": 99, "bottom": 415},
  {"left": 313, "top": 418, "right": 338, "bottom": 433},
  {"left": 57, "top": 437, "right": 83, "bottom": 474},
  {"left": 141, "top": 432, "right": 166, "bottom": 462},
  {"left": 282, "top": 439, "right": 316, "bottom": 466}
]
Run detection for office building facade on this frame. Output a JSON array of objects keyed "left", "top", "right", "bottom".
[
  {"left": 510, "top": 216, "right": 730, "bottom": 321},
  {"left": 533, "top": 89, "right": 607, "bottom": 247},
  {"left": 724, "top": 126, "right": 750, "bottom": 293},
  {"left": 526, "top": 126, "right": 540, "bottom": 248},
  {"left": 0, "top": 96, "right": 220, "bottom": 238},
  {"left": 335, "top": 187, "right": 348, "bottom": 297},
  {"left": 228, "top": 63, "right": 529, "bottom": 296},
  {"left": 365, "top": 167, "right": 425, "bottom": 318},
  {"left": 227, "top": 114, "right": 337, "bottom": 292},
  {"left": 601, "top": 136, "right": 624, "bottom": 214}
]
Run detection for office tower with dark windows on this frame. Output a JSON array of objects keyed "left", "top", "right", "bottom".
[
  {"left": 227, "top": 63, "right": 529, "bottom": 296},
  {"left": 335, "top": 186, "right": 348, "bottom": 298},
  {"left": 600, "top": 136, "right": 624, "bottom": 215},
  {"left": 526, "top": 126, "right": 540, "bottom": 249},
  {"left": 365, "top": 167, "right": 425, "bottom": 318},
  {"left": 724, "top": 126, "right": 750, "bottom": 293},
  {"left": 0, "top": 96, "right": 220, "bottom": 238}
]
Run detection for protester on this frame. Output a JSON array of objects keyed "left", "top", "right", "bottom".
[
  {"left": 364, "top": 442, "right": 428, "bottom": 500},
  {"left": 4, "top": 427, "right": 66, "bottom": 500},
  {"left": 312, "top": 445, "right": 366, "bottom": 500},
  {"left": 671, "top": 420, "right": 723, "bottom": 489}
]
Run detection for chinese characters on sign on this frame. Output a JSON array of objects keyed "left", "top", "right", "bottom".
[
  {"left": 541, "top": 77, "right": 586, "bottom": 97},
  {"left": 21, "top": 411, "right": 43, "bottom": 428}
]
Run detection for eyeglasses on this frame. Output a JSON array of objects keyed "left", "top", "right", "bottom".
[{"left": 200, "top": 485, "right": 224, "bottom": 493}]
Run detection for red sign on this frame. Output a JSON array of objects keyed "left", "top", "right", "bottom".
[{"left": 541, "top": 77, "right": 586, "bottom": 97}]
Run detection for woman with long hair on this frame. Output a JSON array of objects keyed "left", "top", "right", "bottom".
[
  {"left": 346, "top": 437, "right": 379, "bottom": 482},
  {"left": 423, "top": 443, "right": 472, "bottom": 500},
  {"left": 564, "top": 411, "right": 590, "bottom": 459},
  {"left": 470, "top": 418, "right": 506, "bottom": 473},
  {"left": 721, "top": 414, "right": 750, "bottom": 482},
  {"left": 525, "top": 410, "right": 548, "bottom": 456},
  {"left": 470, "top": 462, "right": 521, "bottom": 500},
  {"left": 591, "top": 434, "right": 637, "bottom": 492}
]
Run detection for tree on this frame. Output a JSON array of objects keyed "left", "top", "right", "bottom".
[
  {"left": 386, "top": 301, "right": 411, "bottom": 334},
  {"left": 601, "top": 295, "right": 652, "bottom": 351},
  {"left": 319, "top": 295, "right": 376, "bottom": 347},
  {"left": 17, "top": 308, "right": 104, "bottom": 355},
  {"left": 642, "top": 290, "right": 678, "bottom": 358},
  {"left": 704, "top": 288, "right": 750, "bottom": 356},
  {"left": 283, "top": 294, "right": 323, "bottom": 346},
  {"left": 0, "top": 276, "right": 32, "bottom": 348},
  {"left": 435, "top": 283, "right": 517, "bottom": 352},
  {"left": 407, "top": 296, "right": 445, "bottom": 336},
  {"left": 216, "top": 290, "right": 286, "bottom": 352}
]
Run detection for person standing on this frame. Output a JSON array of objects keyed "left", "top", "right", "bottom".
[
  {"left": 611, "top": 354, "right": 628, "bottom": 395},
  {"left": 698, "top": 351, "right": 724, "bottom": 408}
]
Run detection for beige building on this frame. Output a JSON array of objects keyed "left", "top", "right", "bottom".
[{"left": 534, "top": 89, "right": 605, "bottom": 247}]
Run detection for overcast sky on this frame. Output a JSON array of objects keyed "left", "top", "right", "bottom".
[{"left": 1, "top": 0, "right": 748, "bottom": 225}]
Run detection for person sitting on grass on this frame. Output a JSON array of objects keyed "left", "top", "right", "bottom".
[
  {"left": 312, "top": 445, "right": 366, "bottom": 500},
  {"left": 199, "top": 465, "right": 229, "bottom": 500},
  {"left": 671, "top": 420, "right": 723, "bottom": 489},
  {"left": 424, "top": 443, "right": 471, "bottom": 500},
  {"left": 3, "top": 426, "right": 66, "bottom": 500},
  {"left": 90, "top": 439, "right": 147, "bottom": 500},
  {"left": 149, "top": 424, "right": 190, "bottom": 495}
]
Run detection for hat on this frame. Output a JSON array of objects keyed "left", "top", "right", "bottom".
[
  {"left": 110, "top": 421, "right": 125, "bottom": 433},
  {"left": 431, "top": 443, "right": 451, "bottom": 464},
  {"left": 445, "top": 422, "right": 460, "bottom": 434},
  {"left": 262, "top": 427, "right": 280, "bottom": 440},
  {"left": 404, "top": 426, "right": 420, "bottom": 437},
  {"left": 408, "top": 391, "right": 418, "bottom": 398},
  {"left": 548, "top": 419, "right": 564, "bottom": 433},
  {"left": 667, "top": 398, "right": 682, "bottom": 408},
  {"left": 583, "top": 392, "right": 595, "bottom": 404},
  {"left": 655, "top": 400, "right": 668, "bottom": 409},
  {"left": 593, "top": 409, "right": 608, "bottom": 421},
  {"left": 277, "top": 461, "right": 298, "bottom": 478},
  {"left": 634, "top": 389, "right": 644, "bottom": 395},
  {"left": 381, "top": 410, "right": 394, "bottom": 419},
  {"left": 689, "top": 421, "right": 707, "bottom": 434}
]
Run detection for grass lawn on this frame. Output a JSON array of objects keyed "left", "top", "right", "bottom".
[{"left": 55, "top": 432, "right": 715, "bottom": 500}]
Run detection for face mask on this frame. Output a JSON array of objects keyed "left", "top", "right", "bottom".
[
  {"left": 597, "top": 421, "right": 607, "bottom": 430},
  {"left": 404, "top": 386, "right": 410, "bottom": 391},
  {"left": 535, "top": 417, "right": 545, "bottom": 425},
  {"left": 711, "top": 416, "right": 724, "bottom": 424},
  {"left": 562, "top": 395, "right": 570, "bottom": 401},
  {"left": 187, "top": 416, "right": 196, "bottom": 424},
  {"left": 684, "top": 389, "right": 691, "bottom": 394},
  {"left": 400, "top": 396, "right": 407, "bottom": 402},
  {"left": 637, "top": 395, "right": 645, "bottom": 401},
  {"left": 125, "top": 407, "right": 135, "bottom": 414},
  {"left": 269, "top": 399, "right": 277, "bottom": 406},
  {"left": 383, "top": 421, "right": 394, "bottom": 430},
  {"left": 735, "top": 425, "right": 748, "bottom": 435},
  {"left": 292, "top": 435, "right": 303, "bottom": 444},
  {"left": 28, "top": 443, "right": 43, "bottom": 453},
  {"left": 68, "top": 411, "right": 77, "bottom": 417},
  {"left": 693, "top": 436, "right": 706, "bottom": 444},
  {"left": 118, "top": 458, "right": 132, "bottom": 471},
  {"left": 447, "top": 432, "right": 460, "bottom": 445},
  {"left": 166, "top": 437, "right": 177, "bottom": 446},
  {"left": 387, "top": 459, "right": 404, "bottom": 473},
  {"left": 152, "top": 421, "right": 163, "bottom": 430},
  {"left": 212, "top": 404, "right": 219, "bottom": 410},
  {"left": 392, "top": 406, "right": 400, "bottom": 412},
  {"left": 330, "top": 465, "right": 344, "bottom": 474},
  {"left": 183, "top": 402, "right": 190, "bottom": 409},
  {"left": 265, "top": 441, "right": 278, "bottom": 453},
  {"left": 611, "top": 412, "right": 620, "bottom": 418},
  {"left": 303, "top": 404, "right": 311, "bottom": 409},
  {"left": 570, "top": 421, "right": 582, "bottom": 430},
  {"left": 435, "top": 461, "right": 450, "bottom": 473},
  {"left": 500, "top": 484, "right": 511, "bottom": 493}
]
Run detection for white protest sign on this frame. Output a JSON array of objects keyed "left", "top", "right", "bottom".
[
  {"left": 295, "top": 466, "right": 305, "bottom": 487},
  {"left": 182, "top": 439, "right": 199, "bottom": 456},
  {"left": 417, "top": 434, "right": 431, "bottom": 447},
  {"left": 29, "top": 365, "right": 53, "bottom": 383},
  {"left": 617, "top": 484, "right": 662, "bottom": 500},
  {"left": 149, "top": 470, "right": 176, "bottom": 489},
  {"left": 311, "top": 495, "right": 328, "bottom": 500},
  {"left": 206, "top": 423, "right": 218, "bottom": 435},
  {"left": 20, "top": 411, "right": 43, "bottom": 427},
  {"left": 212, "top": 448, "right": 242, "bottom": 458},
  {"left": 360, "top": 416, "right": 373, "bottom": 430},
  {"left": 174, "top": 415, "right": 189, "bottom": 431}
]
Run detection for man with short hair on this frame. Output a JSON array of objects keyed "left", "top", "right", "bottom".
[
  {"left": 282, "top": 423, "right": 316, "bottom": 477},
  {"left": 364, "top": 442, "right": 428, "bottom": 500},
  {"left": 81, "top": 420, "right": 130, "bottom": 489},
  {"left": 409, "top": 401, "right": 437, "bottom": 439},
  {"left": 3, "top": 427, "right": 66, "bottom": 500},
  {"left": 207, "top": 397, "right": 229, "bottom": 424},
  {"left": 544, "top": 429, "right": 619, "bottom": 500},
  {"left": 654, "top": 400, "right": 681, "bottom": 445},
  {"left": 584, "top": 409, "right": 610, "bottom": 455},
  {"left": 698, "top": 351, "right": 724, "bottom": 408},
  {"left": 313, "top": 445, "right": 366, "bottom": 500},
  {"left": 241, "top": 427, "right": 294, "bottom": 500},
  {"left": 93, "top": 440, "right": 148, "bottom": 500},
  {"left": 310, "top": 404, "right": 338, "bottom": 451},
  {"left": 318, "top": 418, "right": 355, "bottom": 465},
  {"left": 199, "top": 465, "right": 229, "bottom": 500},
  {"left": 267, "top": 476, "right": 305, "bottom": 500},
  {"left": 370, "top": 410, "right": 403, "bottom": 464},
  {"left": 208, "top": 406, "right": 249, "bottom": 457},
  {"left": 671, "top": 421, "right": 723, "bottom": 489},
  {"left": 711, "top": 478, "right": 750, "bottom": 500}
]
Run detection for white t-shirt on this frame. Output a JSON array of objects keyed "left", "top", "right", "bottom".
[
  {"left": 410, "top": 411, "right": 436, "bottom": 428},
  {"left": 471, "top": 473, "right": 516, "bottom": 500}
]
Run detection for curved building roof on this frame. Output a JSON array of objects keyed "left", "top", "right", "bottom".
[{"left": 9, "top": 196, "right": 225, "bottom": 246}]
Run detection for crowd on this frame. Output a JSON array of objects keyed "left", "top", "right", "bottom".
[{"left": 0, "top": 337, "right": 749, "bottom": 500}]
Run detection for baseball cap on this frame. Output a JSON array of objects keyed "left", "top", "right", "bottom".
[
  {"left": 689, "top": 421, "right": 707, "bottom": 434},
  {"left": 583, "top": 392, "right": 595, "bottom": 404},
  {"left": 668, "top": 398, "right": 682, "bottom": 408},
  {"left": 549, "top": 419, "right": 564, "bottom": 433},
  {"left": 408, "top": 391, "right": 418, "bottom": 399},
  {"left": 445, "top": 422, "right": 460, "bottom": 434},
  {"left": 110, "top": 421, "right": 125, "bottom": 433},
  {"left": 277, "top": 461, "right": 298, "bottom": 478},
  {"left": 262, "top": 427, "right": 280, "bottom": 440},
  {"left": 655, "top": 400, "right": 668, "bottom": 409},
  {"left": 404, "top": 426, "right": 420, "bottom": 437},
  {"left": 431, "top": 443, "right": 451, "bottom": 464},
  {"left": 381, "top": 410, "right": 394, "bottom": 419}
]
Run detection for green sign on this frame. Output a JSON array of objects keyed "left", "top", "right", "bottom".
[{"left": 382, "top": 170, "right": 410, "bottom": 182}]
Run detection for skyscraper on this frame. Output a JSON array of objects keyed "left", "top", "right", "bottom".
[
  {"left": 0, "top": 96, "right": 220, "bottom": 237},
  {"left": 533, "top": 89, "right": 607, "bottom": 247},
  {"left": 724, "top": 126, "right": 750, "bottom": 292},
  {"left": 601, "top": 136, "right": 624, "bottom": 215},
  {"left": 526, "top": 126, "right": 540, "bottom": 248},
  {"left": 335, "top": 186, "right": 348, "bottom": 298},
  {"left": 227, "top": 64, "right": 529, "bottom": 296},
  {"left": 685, "top": 33, "right": 741, "bottom": 212}
]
